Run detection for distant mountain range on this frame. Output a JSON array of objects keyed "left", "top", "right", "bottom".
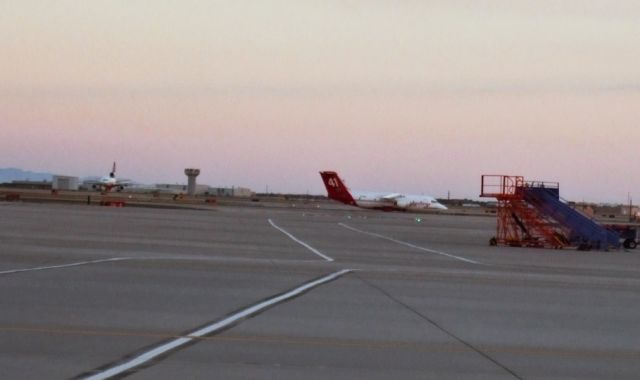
[{"left": 0, "top": 168, "right": 54, "bottom": 183}]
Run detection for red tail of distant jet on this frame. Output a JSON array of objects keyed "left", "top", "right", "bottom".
[{"left": 319, "top": 171, "right": 357, "bottom": 206}]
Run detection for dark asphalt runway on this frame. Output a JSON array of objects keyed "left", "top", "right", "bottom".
[{"left": 1, "top": 202, "right": 639, "bottom": 379}]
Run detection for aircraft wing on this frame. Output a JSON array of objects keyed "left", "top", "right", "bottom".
[
  {"left": 115, "top": 179, "right": 133, "bottom": 186},
  {"left": 81, "top": 178, "right": 133, "bottom": 187},
  {"left": 381, "top": 193, "right": 404, "bottom": 200},
  {"left": 82, "top": 179, "right": 101, "bottom": 185}
]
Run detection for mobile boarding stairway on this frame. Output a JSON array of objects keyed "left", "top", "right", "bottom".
[{"left": 481, "top": 175, "right": 621, "bottom": 250}]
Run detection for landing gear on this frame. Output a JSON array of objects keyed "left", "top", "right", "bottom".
[
  {"left": 623, "top": 238, "right": 637, "bottom": 249},
  {"left": 577, "top": 243, "right": 593, "bottom": 251}
]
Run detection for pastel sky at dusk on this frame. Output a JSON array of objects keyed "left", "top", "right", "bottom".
[{"left": 1, "top": 1, "right": 639, "bottom": 202}]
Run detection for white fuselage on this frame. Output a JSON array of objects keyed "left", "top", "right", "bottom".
[
  {"left": 351, "top": 191, "right": 447, "bottom": 210},
  {"left": 100, "top": 176, "right": 117, "bottom": 186}
]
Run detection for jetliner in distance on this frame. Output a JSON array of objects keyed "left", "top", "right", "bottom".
[
  {"left": 86, "top": 162, "right": 132, "bottom": 193},
  {"left": 320, "top": 171, "right": 447, "bottom": 211}
]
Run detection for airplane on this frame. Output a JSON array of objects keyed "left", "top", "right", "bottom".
[
  {"left": 320, "top": 171, "right": 447, "bottom": 211},
  {"left": 85, "top": 162, "right": 132, "bottom": 193}
]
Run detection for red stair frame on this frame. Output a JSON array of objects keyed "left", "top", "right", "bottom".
[{"left": 481, "top": 175, "right": 568, "bottom": 249}]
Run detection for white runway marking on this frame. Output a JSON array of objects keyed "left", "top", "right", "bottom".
[
  {"left": 339, "top": 223, "right": 480, "bottom": 265},
  {"left": 83, "top": 269, "right": 353, "bottom": 380},
  {"left": 268, "top": 218, "right": 334, "bottom": 262},
  {"left": 0, "top": 257, "right": 134, "bottom": 275}
]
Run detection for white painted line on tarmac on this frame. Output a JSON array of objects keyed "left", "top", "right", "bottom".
[
  {"left": 268, "top": 218, "right": 334, "bottom": 262},
  {"left": 339, "top": 223, "right": 480, "bottom": 265},
  {"left": 82, "top": 269, "right": 353, "bottom": 380},
  {"left": 0, "top": 257, "right": 134, "bottom": 275}
]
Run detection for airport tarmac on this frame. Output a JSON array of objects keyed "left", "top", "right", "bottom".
[{"left": 1, "top": 202, "right": 640, "bottom": 379}]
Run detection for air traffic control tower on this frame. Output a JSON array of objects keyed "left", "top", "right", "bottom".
[{"left": 184, "top": 168, "right": 200, "bottom": 196}]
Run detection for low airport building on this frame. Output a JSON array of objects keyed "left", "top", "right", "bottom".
[
  {"left": 208, "top": 186, "right": 253, "bottom": 198},
  {"left": 573, "top": 202, "right": 640, "bottom": 220},
  {"left": 1, "top": 180, "right": 52, "bottom": 190},
  {"left": 153, "top": 184, "right": 253, "bottom": 197},
  {"left": 155, "top": 184, "right": 192, "bottom": 194},
  {"left": 52, "top": 175, "right": 80, "bottom": 191}
]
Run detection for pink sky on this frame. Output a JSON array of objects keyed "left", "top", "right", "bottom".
[{"left": 1, "top": 1, "right": 639, "bottom": 202}]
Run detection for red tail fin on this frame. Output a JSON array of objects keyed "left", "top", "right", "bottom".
[{"left": 320, "top": 171, "right": 356, "bottom": 206}]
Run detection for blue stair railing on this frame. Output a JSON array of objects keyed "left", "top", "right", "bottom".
[{"left": 520, "top": 186, "right": 620, "bottom": 250}]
